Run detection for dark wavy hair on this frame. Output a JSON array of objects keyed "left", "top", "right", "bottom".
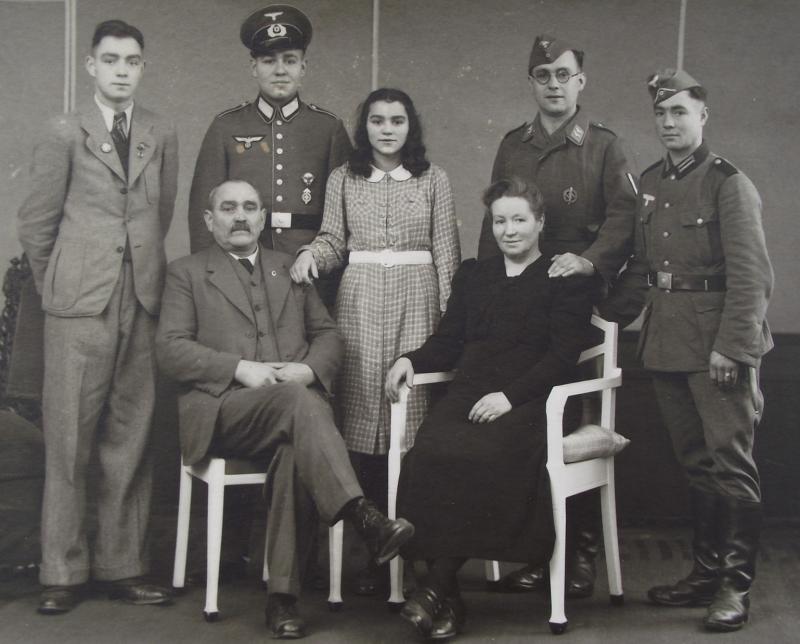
[
  {"left": 349, "top": 88, "right": 430, "bottom": 178},
  {"left": 482, "top": 176, "right": 546, "bottom": 221},
  {"left": 91, "top": 19, "right": 144, "bottom": 51}
]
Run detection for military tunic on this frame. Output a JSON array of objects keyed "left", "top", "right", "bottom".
[
  {"left": 188, "top": 95, "right": 352, "bottom": 256},
  {"left": 478, "top": 108, "right": 636, "bottom": 283},
  {"left": 601, "top": 142, "right": 774, "bottom": 501}
]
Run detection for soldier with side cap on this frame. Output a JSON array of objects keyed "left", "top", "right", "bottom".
[
  {"left": 600, "top": 69, "right": 773, "bottom": 632},
  {"left": 479, "top": 34, "right": 637, "bottom": 599}
]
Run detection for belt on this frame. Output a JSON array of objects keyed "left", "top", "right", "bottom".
[
  {"left": 647, "top": 271, "right": 726, "bottom": 291},
  {"left": 349, "top": 250, "right": 433, "bottom": 268},
  {"left": 270, "top": 212, "right": 322, "bottom": 230}
]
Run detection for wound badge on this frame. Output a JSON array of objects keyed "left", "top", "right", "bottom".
[{"left": 562, "top": 186, "right": 578, "bottom": 204}]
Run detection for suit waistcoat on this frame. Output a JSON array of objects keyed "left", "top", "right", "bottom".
[{"left": 230, "top": 255, "right": 280, "bottom": 361}]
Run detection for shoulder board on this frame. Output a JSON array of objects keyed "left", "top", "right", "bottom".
[
  {"left": 307, "top": 103, "right": 340, "bottom": 119},
  {"left": 589, "top": 121, "right": 617, "bottom": 136},
  {"left": 642, "top": 159, "right": 662, "bottom": 175},
  {"left": 711, "top": 156, "right": 739, "bottom": 177},
  {"left": 504, "top": 122, "right": 528, "bottom": 138},
  {"left": 215, "top": 102, "right": 250, "bottom": 119}
]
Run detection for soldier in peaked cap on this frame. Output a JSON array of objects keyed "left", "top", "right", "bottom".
[
  {"left": 189, "top": 4, "right": 352, "bottom": 310},
  {"left": 600, "top": 69, "right": 773, "bottom": 632},
  {"left": 481, "top": 34, "right": 637, "bottom": 599}
]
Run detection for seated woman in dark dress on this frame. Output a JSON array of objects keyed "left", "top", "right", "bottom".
[{"left": 385, "top": 177, "right": 594, "bottom": 640}]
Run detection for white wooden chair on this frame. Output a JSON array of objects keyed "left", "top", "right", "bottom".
[
  {"left": 172, "top": 456, "right": 345, "bottom": 621},
  {"left": 388, "top": 315, "right": 625, "bottom": 633}
]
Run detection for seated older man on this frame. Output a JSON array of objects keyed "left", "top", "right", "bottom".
[{"left": 155, "top": 179, "right": 413, "bottom": 639}]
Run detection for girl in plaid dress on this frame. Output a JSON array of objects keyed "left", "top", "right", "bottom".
[{"left": 291, "top": 88, "right": 460, "bottom": 592}]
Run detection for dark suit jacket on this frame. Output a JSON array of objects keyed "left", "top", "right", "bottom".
[
  {"left": 155, "top": 244, "right": 343, "bottom": 465},
  {"left": 17, "top": 103, "right": 178, "bottom": 317}
]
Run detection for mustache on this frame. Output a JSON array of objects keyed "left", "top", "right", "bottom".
[{"left": 230, "top": 222, "right": 251, "bottom": 233}]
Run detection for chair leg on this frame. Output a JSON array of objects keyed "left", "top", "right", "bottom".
[
  {"left": 262, "top": 524, "right": 270, "bottom": 585},
  {"left": 549, "top": 493, "right": 568, "bottom": 633},
  {"left": 601, "top": 478, "right": 624, "bottom": 602},
  {"left": 172, "top": 466, "right": 193, "bottom": 588},
  {"left": 387, "top": 441, "right": 406, "bottom": 609},
  {"left": 484, "top": 560, "right": 501, "bottom": 583},
  {"left": 204, "top": 465, "right": 225, "bottom": 620},
  {"left": 327, "top": 521, "right": 344, "bottom": 610}
]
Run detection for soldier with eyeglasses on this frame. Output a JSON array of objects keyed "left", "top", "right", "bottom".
[{"left": 478, "top": 34, "right": 637, "bottom": 598}]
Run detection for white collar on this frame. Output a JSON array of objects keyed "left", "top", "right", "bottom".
[
  {"left": 257, "top": 95, "right": 300, "bottom": 121},
  {"left": 228, "top": 247, "right": 259, "bottom": 265},
  {"left": 366, "top": 164, "right": 412, "bottom": 183},
  {"left": 94, "top": 94, "right": 133, "bottom": 135}
]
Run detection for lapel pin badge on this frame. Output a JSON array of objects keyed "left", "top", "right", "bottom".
[
  {"left": 100, "top": 142, "right": 113, "bottom": 153},
  {"left": 136, "top": 142, "right": 147, "bottom": 158}
]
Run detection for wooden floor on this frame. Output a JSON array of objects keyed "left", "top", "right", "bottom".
[{"left": 2, "top": 523, "right": 799, "bottom": 643}]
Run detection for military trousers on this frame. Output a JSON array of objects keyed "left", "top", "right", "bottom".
[
  {"left": 211, "top": 382, "right": 363, "bottom": 596},
  {"left": 40, "top": 262, "right": 156, "bottom": 586},
  {"left": 651, "top": 369, "right": 762, "bottom": 503}
]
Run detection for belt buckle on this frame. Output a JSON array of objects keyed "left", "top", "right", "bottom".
[
  {"left": 656, "top": 271, "right": 672, "bottom": 289},
  {"left": 271, "top": 211, "right": 292, "bottom": 228},
  {"left": 380, "top": 250, "right": 394, "bottom": 268}
]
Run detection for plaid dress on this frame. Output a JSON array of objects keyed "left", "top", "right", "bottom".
[{"left": 309, "top": 163, "right": 460, "bottom": 454}]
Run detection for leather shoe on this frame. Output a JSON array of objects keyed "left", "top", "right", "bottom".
[
  {"left": 648, "top": 575, "right": 718, "bottom": 607},
  {"left": 106, "top": 578, "right": 173, "bottom": 605},
  {"left": 38, "top": 585, "right": 86, "bottom": 615},
  {"left": 429, "top": 594, "right": 466, "bottom": 640},
  {"left": 498, "top": 564, "right": 548, "bottom": 592},
  {"left": 400, "top": 585, "right": 443, "bottom": 638},
  {"left": 348, "top": 498, "right": 415, "bottom": 566},
  {"left": 265, "top": 593, "right": 306, "bottom": 639}
]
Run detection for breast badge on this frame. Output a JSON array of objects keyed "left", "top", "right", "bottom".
[
  {"left": 301, "top": 172, "right": 314, "bottom": 205},
  {"left": 562, "top": 186, "right": 578, "bottom": 204},
  {"left": 233, "top": 135, "right": 265, "bottom": 153}
]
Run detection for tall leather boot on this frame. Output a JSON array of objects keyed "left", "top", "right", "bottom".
[
  {"left": 566, "top": 527, "right": 600, "bottom": 599},
  {"left": 648, "top": 487, "right": 720, "bottom": 606},
  {"left": 703, "top": 497, "right": 761, "bottom": 632}
]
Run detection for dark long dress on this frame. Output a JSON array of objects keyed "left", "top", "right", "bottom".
[{"left": 397, "top": 255, "right": 593, "bottom": 563}]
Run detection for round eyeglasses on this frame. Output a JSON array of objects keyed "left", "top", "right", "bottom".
[{"left": 530, "top": 68, "right": 582, "bottom": 85}]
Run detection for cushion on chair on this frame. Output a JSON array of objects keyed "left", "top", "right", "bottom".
[{"left": 562, "top": 424, "right": 630, "bottom": 463}]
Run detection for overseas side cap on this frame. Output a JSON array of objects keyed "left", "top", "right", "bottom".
[
  {"left": 647, "top": 69, "right": 704, "bottom": 105},
  {"left": 528, "top": 34, "right": 583, "bottom": 72}
]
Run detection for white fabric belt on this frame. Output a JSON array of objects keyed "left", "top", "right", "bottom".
[{"left": 349, "top": 250, "right": 433, "bottom": 268}]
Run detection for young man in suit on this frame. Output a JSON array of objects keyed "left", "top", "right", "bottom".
[
  {"left": 156, "top": 179, "right": 414, "bottom": 639},
  {"left": 17, "top": 19, "right": 178, "bottom": 614}
]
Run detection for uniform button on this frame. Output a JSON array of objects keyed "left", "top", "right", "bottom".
[
  {"left": 250, "top": 280, "right": 257, "bottom": 287},
  {"left": 276, "top": 133, "right": 283, "bottom": 140},
  {"left": 276, "top": 178, "right": 283, "bottom": 185},
  {"left": 116, "top": 246, "right": 125, "bottom": 253},
  {"left": 276, "top": 195, "right": 283, "bottom": 202},
  {"left": 276, "top": 163, "right": 283, "bottom": 171},
  {"left": 696, "top": 218, "right": 704, "bottom": 224},
  {"left": 276, "top": 148, "right": 284, "bottom": 154},
  {"left": 258, "top": 331, "right": 266, "bottom": 338},
  {"left": 271, "top": 270, "right": 277, "bottom": 277},
  {"left": 664, "top": 202, "right": 670, "bottom": 208},
  {"left": 670, "top": 174, "right": 676, "bottom": 180},
  {"left": 276, "top": 228, "right": 282, "bottom": 234},
  {"left": 276, "top": 120, "right": 283, "bottom": 126},
  {"left": 663, "top": 260, "right": 670, "bottom": 266},
  {"left": 254, "top": 304, "right": 261, "bottom": 312},
  {"left": 120, "top": 187, "right": 128, "bottom": 194},
  {"left": 662, "top": 231, "right": 670, "bottom": 238}
]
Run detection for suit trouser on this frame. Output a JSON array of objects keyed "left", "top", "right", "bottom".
[
  {"left": 651, "top": 369, "right": 762, "bottom": 503},
  {"left": 212, "top": 382, "right": 363, "bottom": 596},
  {"left": 40, "top": 263, "right": 156, "bottom": 585}
]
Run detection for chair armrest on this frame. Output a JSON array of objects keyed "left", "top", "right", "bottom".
[
  {"left": 389, "top": 371, "right": 455, "bottom": 452},
  {"left": 546, "top": 370, "right": 622, "bottom": 467}
]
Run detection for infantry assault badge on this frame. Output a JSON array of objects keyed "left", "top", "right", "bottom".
[{"left": 301, "top": 172, "right": 314, "bottom": 205}]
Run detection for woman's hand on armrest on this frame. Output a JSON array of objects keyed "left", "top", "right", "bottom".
[
  {"left": 290, "top": 249, "right": 318, "bottom": 285},
  {"left": 468, "top": 392, "right": 512, "bottom": 424},
  {"left": 385, "top": 357, "right": 415, "bottom": 402}
]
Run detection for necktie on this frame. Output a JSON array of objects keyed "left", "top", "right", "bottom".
[
  {"left": 112, "top": 111, "right": 128, "bottom": 143},
  {"left": 111, "top": 111, "right": 129, "bottom": 176},
  {"left": 238, "top": 258, "right": 254, "bottom": 274}
]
